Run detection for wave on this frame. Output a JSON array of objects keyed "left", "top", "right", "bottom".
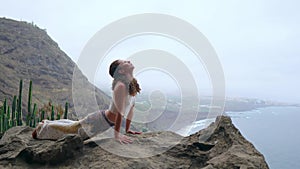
[{"left": 176, "top": 118, "right": 215, "bottom": 136}]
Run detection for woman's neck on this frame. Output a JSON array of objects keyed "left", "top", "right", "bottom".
[{"left": 125, "top": 73, "right": 133, "bottom": 82}]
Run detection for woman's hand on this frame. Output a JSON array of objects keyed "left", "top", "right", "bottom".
[{"left": 115, "top": 134, "right": 133, "bottom": 144}]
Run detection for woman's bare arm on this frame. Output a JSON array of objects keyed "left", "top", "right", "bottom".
[
  {"left": 113, "top": 82, "right": 126, "bottom": 116},
  {"left": 113, "top": 82, "right": 132, "bottom": 143},
  {"left": 125, "top": 105, "right": 142, "bottom": 134}
]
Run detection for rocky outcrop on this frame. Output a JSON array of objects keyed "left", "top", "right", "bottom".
[
  {"left": 0, "top": 126, "right": 83, "bottom": 166},
  {"left": 0, "top": 116, "right": 269, "bottom": 168}
]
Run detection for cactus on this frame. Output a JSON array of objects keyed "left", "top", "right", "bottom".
[
  {"left": 8, "top": 119, "right": 12, "bottom": 129},
  {"left": 41, "top": 110, "right": 45, "bottom": 121},
  {"left": 13, "top": 111, "right": 17, "bottom": 127},
  {"left": 11, "top": 96, "right": 17, "bottom": 127},
  {"left": 4, "top": 114, "right": 7, "bottom": 132},
  {"left": 3, "top": 99, "right": 7, "bottom": 117},
  {"left": 16, "top": 98, "right": 18, "bottom": 120},
  {"left": 2, "top": 99, "right": 7, "bottom": 132},
  {"left": 3, "top": 99, "right": 7, "bottom": 131},
  {"left": 17, "top": 79, "right": 23, "bottom": 126},
  {"left": 33, "top": 104, "right": 37, "bottom": 122},
  {"left": 27, "top": 80, "right": 33, "bottom": 126},
  {"left": 64, "top": 102, "right": 68, "bottom": 119},
  {"left": 56, "top": 113, "right": 60, "bottom": 120},
  {"left": 7, "top": 106, "right": 10, "bottom": 129},
  {"left": 0, "top": 109, "right": 2, "bottom": 133},
  {"left": 0, "top": 104, "right": 4, "bottom": 133},
  {"left": 28, "top": 80, "right": 32, "bottom": 113},
  {"left": 30, "top": 103, "right": 37, "bottom": 127},
  {"left": 33, "top": 117, "right": 37, "bottom": 128},
  {"left": 51, "top": 105, "right": 54, "bottom": 121},
  {"left": 0, "top": 80, "right": 70, "bottom": 129},
  {"left": 26, "top": 113, "right": 30, "bottom": 126}
]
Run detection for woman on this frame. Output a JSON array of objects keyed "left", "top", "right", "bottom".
[{"left": 32, "top": 59, "right": 141, "bottom": 144}]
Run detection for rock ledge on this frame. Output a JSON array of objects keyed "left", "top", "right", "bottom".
[{"left": 0, "top": 116, "right": 269, "bottom": 168}]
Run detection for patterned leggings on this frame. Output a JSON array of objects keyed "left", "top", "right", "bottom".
[{"left": 33, "top": 110, "right": 113, "bottom": 140}]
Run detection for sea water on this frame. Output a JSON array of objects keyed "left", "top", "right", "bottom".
[{"left": 186, "top": 106, "right": 300, "bottom": 169}]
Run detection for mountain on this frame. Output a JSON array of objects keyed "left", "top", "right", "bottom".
[
  {"left": 0, "top": 116, "right": 269, "bottom": 168},
  {"left": 0, "top": 17, "right": 110, "bottom": 119}
]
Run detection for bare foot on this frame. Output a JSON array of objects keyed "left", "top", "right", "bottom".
[{"left": 32, "top": 129, "right": 37, "bottom": 139}]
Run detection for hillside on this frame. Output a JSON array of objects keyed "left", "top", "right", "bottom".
[{"left": 0, "top": 17, "right": 110, "bottom": 119}]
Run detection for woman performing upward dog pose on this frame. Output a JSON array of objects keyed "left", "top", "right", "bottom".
[{"left": 32, "top": 59, "right": 141, "bottom": 144}]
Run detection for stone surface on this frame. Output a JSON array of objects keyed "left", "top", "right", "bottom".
[
  {"left": 0, "top": 116, "right": 269, "bottom": 168},
  {"left": 0, "top": 126, "right": 83, "bottom": 166}
]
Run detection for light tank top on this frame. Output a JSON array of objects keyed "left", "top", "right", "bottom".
[{"left": 108, "top": 95, "right": 135, "bottom": 117}]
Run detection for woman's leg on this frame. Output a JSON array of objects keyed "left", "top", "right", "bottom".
[
  {"left": 50, "top": 121, "right": 81, "bottom": 133},
  {"left": 33, "top": 120, "right": 81, "bottom": 140}
]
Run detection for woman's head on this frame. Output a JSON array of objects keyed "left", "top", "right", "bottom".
[
  {"left": 109, "top": 60, "right": 120, "bottom": 78},
  {"left": 109, "top": 59, "right": 134, "bottom": 78},
  {"left": 109, "top": 59, "right": 141, "bottom": 96}
]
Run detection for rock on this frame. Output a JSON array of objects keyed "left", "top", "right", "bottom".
[
  {"left": 0, "top": 116, "right": 269, "bottom": 168},
  {"left": 20, "top": 134, "right": 83, "bottom": 164},
  {"left": 191, "top": 116, "right": 269, "bottom": 169},
  {"left": 0, "top": 126, "right": 83, "bottom": 166},
  {"left": 0, "top": 126, "right": 33, "bottom": 161}
]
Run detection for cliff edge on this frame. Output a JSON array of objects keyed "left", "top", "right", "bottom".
[{"left": 0, "top": 116, "right": 269, "bottom": 168}]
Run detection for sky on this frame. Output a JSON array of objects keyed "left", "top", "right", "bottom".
[{"left": 1, "top": 0, "right": 300, "bottom": 104}]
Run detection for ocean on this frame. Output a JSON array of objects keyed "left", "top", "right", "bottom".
[{"left": 186, "top": 106, "right": 300, "bottom": 169}]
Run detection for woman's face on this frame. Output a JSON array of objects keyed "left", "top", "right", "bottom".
[{"left": 118, "top": 60, "right": 134, "bottom": 74}]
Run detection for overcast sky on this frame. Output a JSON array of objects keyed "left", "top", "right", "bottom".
[{"left": 1, "top": 0, "right": 300, "bottom": 104}]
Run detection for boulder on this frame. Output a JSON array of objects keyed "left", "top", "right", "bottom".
[
  {"left": 0, "top": 116, "right": 269, "bottom": 168},
  {"left": 0, "top": 126, "right": 83, "bottom": 166}
]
